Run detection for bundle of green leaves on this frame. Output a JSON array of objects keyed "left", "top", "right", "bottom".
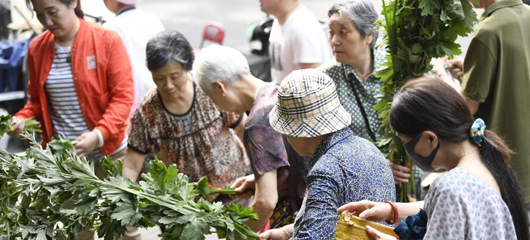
[
  {"left": 374, "top": 0, "right": 477, "bottom": 201},
  {"left": 0, "top": 133, "right": 258, "bottom": 240},
  {"left": 0, "top": 115, "right": 41, "bottom": 137}
]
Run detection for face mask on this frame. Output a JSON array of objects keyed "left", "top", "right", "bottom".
[{"left": 403, "top": 132, "right": 444, "bottom": 172}]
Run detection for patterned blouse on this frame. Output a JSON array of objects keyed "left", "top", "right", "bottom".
[
  {"left": 292, "top": 128, "right": 395, "bottom": 239},
  {"left": 318, "top": 49, "right": 386, "bottom": 141},
  {"left": 422, "top": 167, "right": 517, "bottom": 239},
  {"left": 128, "top": 83, "right": 250, "bottom": 190}
]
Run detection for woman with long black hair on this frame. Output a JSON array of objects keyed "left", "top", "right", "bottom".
[{"left": 337, "top": 77, "right": 529, "bottom": 240}]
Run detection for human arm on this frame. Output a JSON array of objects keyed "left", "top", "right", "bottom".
[
  {"left": 122, "top": 148, "right": 147, "bottom": 181},
  {"left": 299, "top": 62, "right": 321, "bottom": 69},
  {"left": 246, "top": 170, "right": 278, "bottom": 232},
  {"left": 460, "top": 38, "right": 497, "bottom": 116},
  {"left": 465, "top": 98, "right": 480, "bottom": 115},
  {"left": 431, "top": 57, "right": 480, "bottom": 114},
  {"left": 229, "top": 171, "right": 279, "bottom": 231},
  {"left": 337, "top": 200, "right": 424, "bottom": 223},
  {"left": 290, "top": 162, "right": 343, "bottom": 239},
  {"left": 92, "top": 31, "right": 134, "bottom": 143},
  {"left": 257, "top": 224, "right": 294, "bottom": 240},
  {"left": 430, "top": 57, "right": 462, "bottom": 92}
]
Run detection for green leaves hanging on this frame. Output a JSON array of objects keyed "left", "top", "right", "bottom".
[{"left": 375, "top": 0, "right": 477, "bottom": 201}]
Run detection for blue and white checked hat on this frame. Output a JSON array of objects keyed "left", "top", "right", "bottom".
[{"left": 269, "top": 69, "right": 351, "bottom": 137}]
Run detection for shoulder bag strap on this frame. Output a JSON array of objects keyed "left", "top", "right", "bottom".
[{"left": 341, "top": 65, "right": 377, "bottom": 142}]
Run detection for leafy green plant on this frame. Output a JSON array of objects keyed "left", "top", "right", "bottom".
[
  {"left": 0, "top": 115, "right": 41, "bottom": 137},
  {"left": 375, "top": 0, "right": 477, "bottom": 201},
  {"left": 0, "top": 132, "right": 257, "bottom": 240}
]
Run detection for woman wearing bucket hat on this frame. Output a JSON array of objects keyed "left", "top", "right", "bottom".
[
  {"left": 103, "top": 0, "right": 165, "bottom": 120},
  {"left": 259, "top": 69, "right": 395, "bottom": 239},
  {"left": 337, "top": 78, "right": 528, "bottom": 240}
]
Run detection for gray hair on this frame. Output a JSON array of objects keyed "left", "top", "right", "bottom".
[
  {"left": 146, "top": 30, "right": 194, "bottom": 71},
  {"left": 328, "top": 0, "right": 379, "bottom": 47},
  {"left": 194, "top": 45, "right": 250, "bottom": 92}
]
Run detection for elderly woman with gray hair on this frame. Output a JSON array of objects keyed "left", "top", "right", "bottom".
[
  {"left": 319, "top": 0, "right": 411, "bottom": 183},
  {"left": 196, "top": 45, "right": 308, "bottom": 232},
  {"left": 121, "top": 31, "right": 249, "bottom": 202}
]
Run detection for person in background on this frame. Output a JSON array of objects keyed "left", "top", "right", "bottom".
[
  {"left": 11, "top": 0, "right": 134, "bottom": 239},
  {"left": 103, "top": 0, "right": 165, "bottom": 120},
  {"left": 259, "top": 69, "right": 395, "bottom": 239},
  {"left": 319, "top": 0, "right": 414, "bottom": 187},
  {"left": 259, "top": 0, "right": 332, "bottom": 84},
  {"left": 121, "top": 31, "right": 249, "bottom": 204},
  {"left": 437, "top": 0, "right": 530, "bottom": 208},
  {"left": 195, "top": 45, "right": 307, "bottom": 232},
  {"left": 338, "top": 78, "right": 528, "bottom": 240}
]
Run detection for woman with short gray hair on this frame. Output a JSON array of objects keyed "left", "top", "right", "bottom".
[
  {"left": 319, "top": 1, "right": 411, "bottom": 184},
  {"left": 122, "top": 31, "right": 249, "bottom": 203},
  {"left": 319, "top": 0, "right": 382, "bottom": 143},
  {"left": 196, "top": 45, "right": 307, "bottom": 232}
]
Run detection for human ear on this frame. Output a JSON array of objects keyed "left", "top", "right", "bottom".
[
  {"left": 212, "top": 81, "right": 228, "bottom": 96},
  {"left": 423, "top": 131, "right": 439, "bottom": 150},
  {"left": 365, "top": 33, "right": 374, "bottom": 46}
]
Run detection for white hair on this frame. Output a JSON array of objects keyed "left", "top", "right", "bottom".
[{"left": 194, "top": 45, "right": 250, "bottom": 92}]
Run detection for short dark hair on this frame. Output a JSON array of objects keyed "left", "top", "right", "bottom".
[
  {"left": 389, "top": 77, "right": 529, "bottom": 240},
  {"left": 146, "top": 30, "right": 194, "bottom": 71},
  {"left": 27, "top": 0, "right": 84, "bottom": 18}
]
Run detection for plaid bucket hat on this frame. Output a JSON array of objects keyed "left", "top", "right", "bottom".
[{"left": 269, "top": 69, "right": 351, "bottom": 137}]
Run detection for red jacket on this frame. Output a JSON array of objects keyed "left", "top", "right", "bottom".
[{"left": 16, "top": 19, "right": 134, "bottom": 155}]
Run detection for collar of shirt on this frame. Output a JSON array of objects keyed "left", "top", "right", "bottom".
[
  {"left": 309, "top": 128, "right": 353, "bottom": 170},
  {"left": 482, "top": 0, "right": 523, "bottom": 20},
  {"left": 340, "top": 48, "right": 386, "bottom": 84}
]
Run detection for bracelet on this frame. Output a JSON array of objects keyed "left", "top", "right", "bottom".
[
  {"left": 384, "top": 201, "right": 399, "bottom": 225},
  {"left": 281, "top": 227, "right": 290, "bottom": 239}
]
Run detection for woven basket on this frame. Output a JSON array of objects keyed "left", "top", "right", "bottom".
[{"left": 335, "top": 212, "right": 400, "bottom": 240}]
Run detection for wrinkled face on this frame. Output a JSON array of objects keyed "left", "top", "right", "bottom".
[
  {"left": 328, "top": 13, "right": 372, "bottom": 65},
  {"left": 259, "top": 0, "right": 280, "bottom": 14},
  {"left": 32, "top": 0, "right": 78, "bottom": 38},
  {"left": 151, "top": 61, "right": 190, "bottom": 102},
  {"left": 202, "top": 83, "right": 246, "bottom": 114}
]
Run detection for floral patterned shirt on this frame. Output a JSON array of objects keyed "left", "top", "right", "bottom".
[{"left": 128, "top": 83, "right": 250, "bottom": 190}]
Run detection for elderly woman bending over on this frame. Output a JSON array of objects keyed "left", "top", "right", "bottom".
[
  {"left": 196, "top": 45, "right": 308, "bottom": 232},
  {"left": 122, "top": 31, "right": 249, "bottom": 200}
]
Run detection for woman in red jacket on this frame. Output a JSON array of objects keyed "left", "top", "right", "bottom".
[
  {"left": 12, "top": 0, "right": 133, "bottom": 161},
  {"left": 10, "top": 1, "right": 135, "bottom": 238}
]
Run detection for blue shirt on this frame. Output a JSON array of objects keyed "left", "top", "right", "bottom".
[{"left": 292, "top": 128, "right": 396, "bottom": 239}]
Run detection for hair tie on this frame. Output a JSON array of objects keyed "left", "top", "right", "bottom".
[{"left": 470, "top": 118, "right": 486, "bottom": 146}]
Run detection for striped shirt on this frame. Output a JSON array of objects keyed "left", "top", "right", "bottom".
[{"left": 46, "top": 44, "right": 126, "bottom": 160}]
